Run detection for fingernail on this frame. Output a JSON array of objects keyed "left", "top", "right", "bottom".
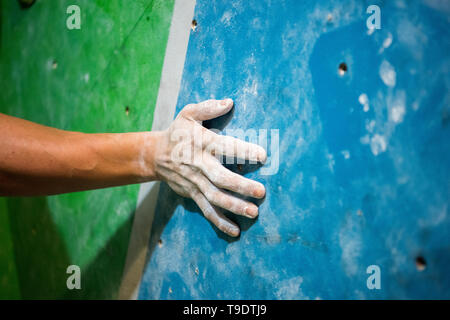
[
  {"left": 259, "top": 148, "right": 268, "bottom": 163},
  {"left": 254, "top": 184, "right": 266, "bottom": 198},
  {"left": 229, "top": 226, "right": 240, "bottom": 237},
  {"left": 221, "top": 98, "right": 233, "bottom": 106},
  {"left": 245, "top": 205, "right": 258, "bottom": 218}
]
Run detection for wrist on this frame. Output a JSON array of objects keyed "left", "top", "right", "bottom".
[{"left": 138, "top": 131, "right": 164, "bottom": 182}]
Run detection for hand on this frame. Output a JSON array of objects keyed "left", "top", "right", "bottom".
[{"left": 152, "top": 99, "right": 267, "bottom": 237}]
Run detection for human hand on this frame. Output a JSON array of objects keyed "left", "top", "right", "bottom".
[{"left": 152, "top": 99, "right": 266, "bottom": 237}]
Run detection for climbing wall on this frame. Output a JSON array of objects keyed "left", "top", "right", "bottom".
[
  {"left": 0, "top": 0, "right": 174, "bottom": 299},
  {"left": 138, "top": 0, "right": 450, "bottom": 299}
]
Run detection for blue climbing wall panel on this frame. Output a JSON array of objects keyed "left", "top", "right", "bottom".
[{"left": 138, "top": 0, "right": 450, "bottom": 299}]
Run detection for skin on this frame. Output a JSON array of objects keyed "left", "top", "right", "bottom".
[{"left": 0, "top": 99, "right": 266, "bottom": 237}]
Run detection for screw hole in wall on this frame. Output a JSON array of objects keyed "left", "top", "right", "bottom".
[
  {"left": 191, "top": 19, "right": 198, "bottom": 31},
  {"left": 338, "top": 62, "right": 347, "bottom": 76},
  {"left": 18, "top": 0, "right": 35, "bottom": 9},
  {"left": 415, "top": 256, "right": 426, "bottom": 271}
]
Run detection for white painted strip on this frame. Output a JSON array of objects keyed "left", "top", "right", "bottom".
[{"left": 118, "top": 0, "right": 196, "bottom": 300}]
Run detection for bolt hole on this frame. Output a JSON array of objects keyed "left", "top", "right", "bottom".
[
  {"left": 415, "top": 256, "right": 426, "bottom": 271},
  {"left": 191, "top": 19, "right": 198, "bottom": 31},
  {"left": 18, "top": 0, "right": 35, "bottom": 9},
  {"left": 125, "top": 106, "right": 130, "bottom": 116},
  {"left": 338, "top": 62, "right": 347, "bottom": 76}
]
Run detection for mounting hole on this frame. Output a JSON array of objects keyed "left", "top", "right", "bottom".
[
  {"left": 18, "top": 0, "right": 35, "bottom": 9},
  {"left": 415, "top": 256, "right": 426, "bottom": 271},
  {"left": 338, "top": 62, "right": 347, "bottom": 76},
  {"left": 191, "top": 19, "right": 198, "bottom": 31},
  {"left": 125, "top": 106, "right": 130, "bottom": 116}
]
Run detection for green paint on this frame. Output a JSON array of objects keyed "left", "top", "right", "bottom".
[
  {"left": 0, "top": 0, "right": 174, "bottom": 299},
  {"left": 0, "top": 198, "right": 21, "bottom": 299}
]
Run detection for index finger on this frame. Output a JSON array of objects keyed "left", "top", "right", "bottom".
[{"left": 179, "top": 99, "right": 234, "bottom": 122}]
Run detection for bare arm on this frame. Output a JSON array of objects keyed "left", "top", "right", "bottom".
[
  {"left": 0, "top": 113, "right": 159, "bottom": 196},
  {"left": 0, "top": 99, "right": 266, "bottom": 236}
]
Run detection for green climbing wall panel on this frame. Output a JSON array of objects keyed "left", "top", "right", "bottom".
[{"left": 0, "top": 0, "right": 174, "bottom": 299}]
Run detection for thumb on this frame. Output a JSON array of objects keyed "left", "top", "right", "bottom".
[{"left": 180, "top": 99, "right": 233, "bottom": 122}]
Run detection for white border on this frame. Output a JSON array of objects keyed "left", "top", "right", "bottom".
[{"left": 118, "top": 0, "right": 196, "bottom": 300}]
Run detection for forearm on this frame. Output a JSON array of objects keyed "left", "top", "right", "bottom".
[{"left": 0, "top": 113, "right": 160, "bottom": 196}]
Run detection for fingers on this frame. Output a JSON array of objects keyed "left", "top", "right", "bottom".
[
  {"left": 180, "top": 99, "right": 233, "bottom": 122},
  {"left": 207, "top": 133, "right": 267, "bottom": 163},
  {"left": 202, "top": 156, "right": 266, "bottom": 199},
  {"left": 162, "top": 168, "right": 244, "bottom": 236},
  {"left": 191, "top": 191, "right": 240, "bottom": 237},
  {"left": 188, "top": 171, "right": 259, "bottom": 218}
]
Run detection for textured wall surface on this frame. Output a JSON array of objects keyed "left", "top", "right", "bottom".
[
  {"left": 139, "top": 0, "right": 450, "bottom": 299},
  {"left": 0, "top": 0, "right": 173, "bottom": 299}
]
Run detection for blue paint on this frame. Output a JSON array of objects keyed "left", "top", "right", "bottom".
[{"left": 139, "top": 0, "right": 450, "bottom": 299}]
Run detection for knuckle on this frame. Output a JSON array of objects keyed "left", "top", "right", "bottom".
[
  {"left": 206, "top": 189, "right": 219, "bottom": 202},
  {"left": 189, "top": 186, "right": 200, "bottom": 198}
]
